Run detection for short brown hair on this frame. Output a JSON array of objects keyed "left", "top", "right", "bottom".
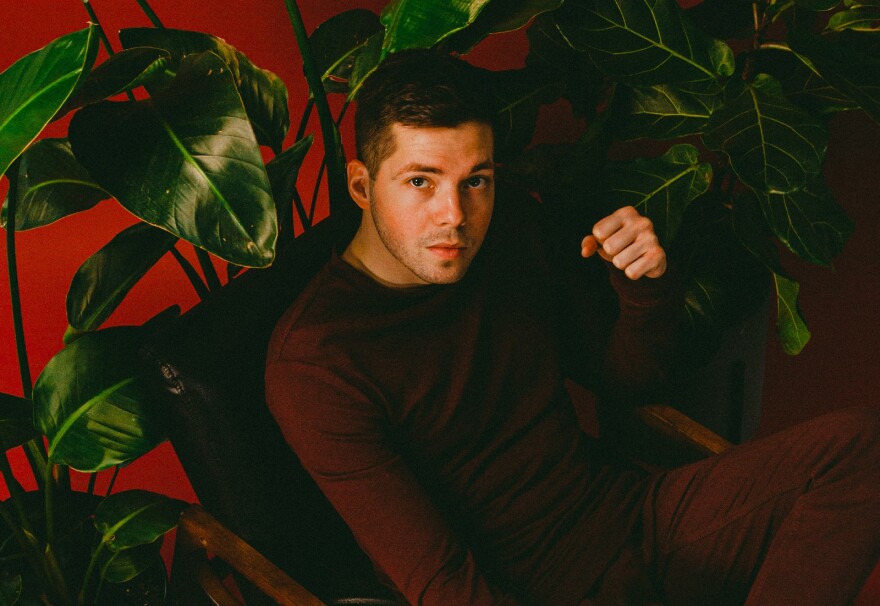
[{"left": 353, "top": 49, "right": 497, "bottom": 175}]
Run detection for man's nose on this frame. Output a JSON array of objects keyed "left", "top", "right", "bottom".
[{"left": 434, "top": 188, "right": 465, "bottom": 227}]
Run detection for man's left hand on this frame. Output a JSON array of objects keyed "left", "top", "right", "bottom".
[{"left": 580, "top": 206, "right": 667, "bottom": 280}]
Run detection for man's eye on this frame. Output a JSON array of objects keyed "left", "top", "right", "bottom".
[
  {"left": 409, "top": 177, "right": 427, "bottom": 188},
  {"left": 466, "top": 176, "right": 489, "bottom": 188}
]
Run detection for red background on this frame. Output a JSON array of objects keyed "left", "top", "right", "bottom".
[{"left": 2, "top": 0, "right": 878, "bottom": 601}]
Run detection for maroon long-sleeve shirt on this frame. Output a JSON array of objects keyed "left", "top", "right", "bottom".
[{"left": 265, "top": 200, "right": 681, "bottom": 605}]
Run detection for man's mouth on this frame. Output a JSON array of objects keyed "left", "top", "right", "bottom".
[{"left": 427, "top": 243, "right": 465, "bottom": 260}]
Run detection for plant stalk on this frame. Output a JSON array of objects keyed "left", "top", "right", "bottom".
[
  {"left": 135, "top": 0, "right": 164, "bottom": 28},
  {"left": 283, "top": 0, "right": 348, "bottom": 214},
  {"left": 170, "top": 246, "right": 210, "bottom": 299},
  {"left": 195, "top": 247, "right": 223, "bottom": 291}
]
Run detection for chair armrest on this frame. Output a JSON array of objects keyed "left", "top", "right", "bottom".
[
  {"left": 636, "top": 405, "right": 733, "bottom": 457},
  {"left": 173, "top": 505, "right": 326, "bottom": 606}
]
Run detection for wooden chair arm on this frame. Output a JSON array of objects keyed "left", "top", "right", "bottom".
[
  {"left": 173, "top": 504, "right": 326, "bottom": 606},
  {"left": 636, "top": 405, "right": 733, "bottom": 457}
]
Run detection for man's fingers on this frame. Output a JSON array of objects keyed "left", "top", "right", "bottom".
[{"left": 581, "top": 235, "right": 599, "bottom": 258}]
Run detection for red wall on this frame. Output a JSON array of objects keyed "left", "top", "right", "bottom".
[{"left": 2, "top": 0, "right": 878, "bottom": 599}]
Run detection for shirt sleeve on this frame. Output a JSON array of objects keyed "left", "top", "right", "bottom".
[{"left": 265, "top": 359, "right": 524, "bottom": 606}]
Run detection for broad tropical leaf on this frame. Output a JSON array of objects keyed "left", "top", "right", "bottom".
[
  {"left": 490, "top": 66, "right": 565, "bottom": 160},
  {"left": 444, "top": 0, "right": 565, "bottom": 53},
  {"left": 827, "top": 5, "right": 880, "bottom": 30},
  {"left": 348, "top": 32, "right": 385, "bottom": 99},
  {"left": 732, "top": 193, "right": 811, "bottom": 355},
  {"left": 685, "top": 0, "right": 755, "bottom": 40},
  {"left": 0, "top": 392, "right": 36, "bottom": 451},
  {"left": 309, "top": 9, "right": 383, "bottom": 94},
  {"left": 1, "top": 139, "right": 107, "bottom": 230},
  {"left": 69, "top": 51, "right": 277, "bottom": 268},
  {"left": 67, "top": 222, "right": 178, "bottom": 331},
  {"left": 380, "top": 0, "right": 494, "bottom": 55},
  {"left": 60, "top": 47, "right": 172, "bottom": 116},
  {"left": 119, "top": 28, "right": 289, "bottom": 152},
  {"left": 790, "top": 31, "right": 880, "bottom": 123},
  {"left": 601, "top": 144, "right": 712, "bottom": 243},
  {"left": 0, "top": 574, "right": 21, "bottom": 606},
  {"left": 0, "top": 26, "right": 98, "bottom": 179},
  {"left": 100, "top": 542, "right": 163, "bottom": 584},
  {"left": 703, "top": 74, "right": 828, "bottom": 193},
  {"left": 614, "top": 84, "right": 722, "bottom": 140},
  {"left": 773, "top": 273, "right": 811, "bottom": 354},
  {"left": 93, "top": 491, "right": 185, "bottom": 584},
  {"left": 33, "top": 327, "right": 163, "bottom": 472},
  {"left": 553, "top": 0, "right": 734, "bottom": 92},
  {"left": 267, "top": 135, "right": 314, "bottom": 234},
  {"left": 755, "top": 180, "right": 853, "bottom": 266}
]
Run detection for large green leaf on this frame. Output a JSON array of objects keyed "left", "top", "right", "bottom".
[
  {"left": 444, "top": 0, "right": 565, "bottom": 53},
  {"left": 309, "top": 9, "right": 383, "bottom": 95},
  {"left": 66, "top": 222, "right": 178, "bottom": 332},
  {"left": 703, "top": 74, "right": 828, "bottom": 193},
  {"left": 94, "top": 491, "right": 185, "bottom": 552},
  {"left": 732, "top": 193, "right": 811, "bottom": 354},
  {"left": 100, "top": 542, "right": 163, "bottom": 584},
  {"left": 0, "top": 26, "right": 98, "bottom": 179},
  {"left": 380, "top": 0, "right": 494, "bottom": 55},
  {"left": 1, "top": 139, "right": 107, "bottom": 230},
  {"left": 119, "top": 28, "right": 289, "bottom": 152},
  {"left": 553, "top": 0, "right": 734, "bottom": 92},
  {"left": 827, "top": 4, "right": 880, "bottom": 30},
  {"left": 68, "top": 51, "right": 277, "bottom": 268},
  {"left": 773, "top": 273, "right": 811, "bottom": 354},
  {"left": 0, "top": 574, "right": 21, "bottom": 606},
  {"left": 756, "top": 49, "right": 861, "bottom": 115},
  {"left": 755, "top": 180, "right": 853, "bottom": 266},
  {"left": 614, "top": 84, "right": 722, "bottom": 140},
  {"left": 601, "top": 144, "right": 712, "bottom": 243},
  {"left": 0, "top": 392, "right": 36, "bottom": 451},
  {"left": 789, "top": 31, "right": 880, "bottom": 123},
  {"left": 267, "top": 135, "right": 314, "bottom": 236},
  {"left": 490, "top": 66, "right": 565, "bottom": 161},
  {"left": 59, "top": 47, "right": 172, "bottom": 117},
  {"left": 525, "top": 13, "right": 605, "bottom": 120},
  {"left": 33, "top": 327, "right": 163, "bottom": 472}
]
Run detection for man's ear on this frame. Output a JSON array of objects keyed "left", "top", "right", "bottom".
[{"left": 347, "top": 160, "right": 371, "bottom": 210}]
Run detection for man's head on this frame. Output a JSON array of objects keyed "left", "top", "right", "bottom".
[
  {"left": 354, "top": 49, "right": 497, "bottom": 176},
  {"left": 344, "top": 50, "right": 497, "bottom": 287}
]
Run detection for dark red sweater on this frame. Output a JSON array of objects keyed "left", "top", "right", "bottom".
[{"left": 265, "top": 204, "right": 681, "bottom": 605}]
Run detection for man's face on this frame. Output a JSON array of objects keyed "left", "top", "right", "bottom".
[{"left": 348, "top": 121, "right": 495, "bottom": 286}]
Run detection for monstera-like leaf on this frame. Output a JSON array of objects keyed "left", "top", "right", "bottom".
[
  {"left": 0, "top": 26, "right": 98, "bottom": 179},
  {"left": 66, "top": 222, "right": 178, "bottom": 332},
  {"left": 790, "top": 31, "right": 880, "bottom": 123},
  {"left": 614, "top": 84, "right": 722, "bottom": 140},
  {"left": 309, "top": 9, "right": 383, "bottom": 95},
  {"left": 69, "top": 51, "right": 277, "bottom": 268},
  {"left": 1, "top": 139, "right": 108, "bottom": 230},
  {"left": 380, "top": 0, "right": 494, "bottom": 55},
  {"left": 704, "top": 74, "right": 828, "bottom": 194},
  {"left": 755, "top": 180, "right": 853, "bottom": 266},
  {"left": 554, "top": 0, "right": 734, "bottom": 93},
  {"left": 732, "top": 193, "right": 811, "bottom": 354},
  {"left": 601, "top": 144, "right": 713, "bottom": 243},
  {"left": 33, "top": 327, "right": 163, "bottom": 472},
  {"left": 119, "top": 27, "right": 289, "bottom": 152},
  {"left": 443, "top": 0, "right": 565, "bottom": 53}
]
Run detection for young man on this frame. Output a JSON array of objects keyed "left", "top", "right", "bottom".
[{"left": 266, "top": 50, "right": 880, "bottom": 605}]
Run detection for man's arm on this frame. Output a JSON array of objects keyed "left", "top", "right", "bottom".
[{"left": 265, "top": 359, "right": 523, "bottom": 606}]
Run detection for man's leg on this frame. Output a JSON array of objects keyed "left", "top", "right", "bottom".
[{"left": 642, "top": 407, "right": 880, "bottom": 605}]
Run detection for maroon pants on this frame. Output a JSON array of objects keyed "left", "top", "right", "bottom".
[{"left": 592, "top": 407, "right": 880, "bottom": 605}]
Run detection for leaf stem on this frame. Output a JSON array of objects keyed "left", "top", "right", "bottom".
[
  {"left": 759, "top": 41, "right": 792, "bottom": 52},
  {"left": 194, "top": 247, "right": 223, "bottom": 291},
  {"left": 283, "top": 0, "right": 348, "bottom": 214},
  {"left": 295, "top": 97, "right": 315, "bottom": 141},
  {"left": 169, "top": 246, "right": 210, "bottom": 299},
  {"left": 135, "top": 0, "right": 165, "bottom": 28},
  {"left": 106, "top": 465, "right": 121, "bottom": 495},
  {"left": 81, "top": 1, "right": 114, "bottom": 56}
]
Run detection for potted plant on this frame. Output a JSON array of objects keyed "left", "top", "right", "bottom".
[{"left": 2, "top": 0, "right": 877, "bottom": 602}]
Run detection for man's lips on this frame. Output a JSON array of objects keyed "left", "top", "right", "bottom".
[{"left": 427, "top": 243, "right": 465, "bottom": 260}]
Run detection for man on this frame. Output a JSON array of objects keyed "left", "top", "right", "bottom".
[{"left": 266, "top": 50, "right": 880, "bottom": 605}]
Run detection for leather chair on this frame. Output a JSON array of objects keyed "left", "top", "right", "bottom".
[{"left": 139, "top": 206, "right": 731, "bottom": 605}]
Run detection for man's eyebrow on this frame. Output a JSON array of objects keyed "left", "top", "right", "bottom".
[{"left": 393, "top": 160, "right": 495, "bottom": 178}]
